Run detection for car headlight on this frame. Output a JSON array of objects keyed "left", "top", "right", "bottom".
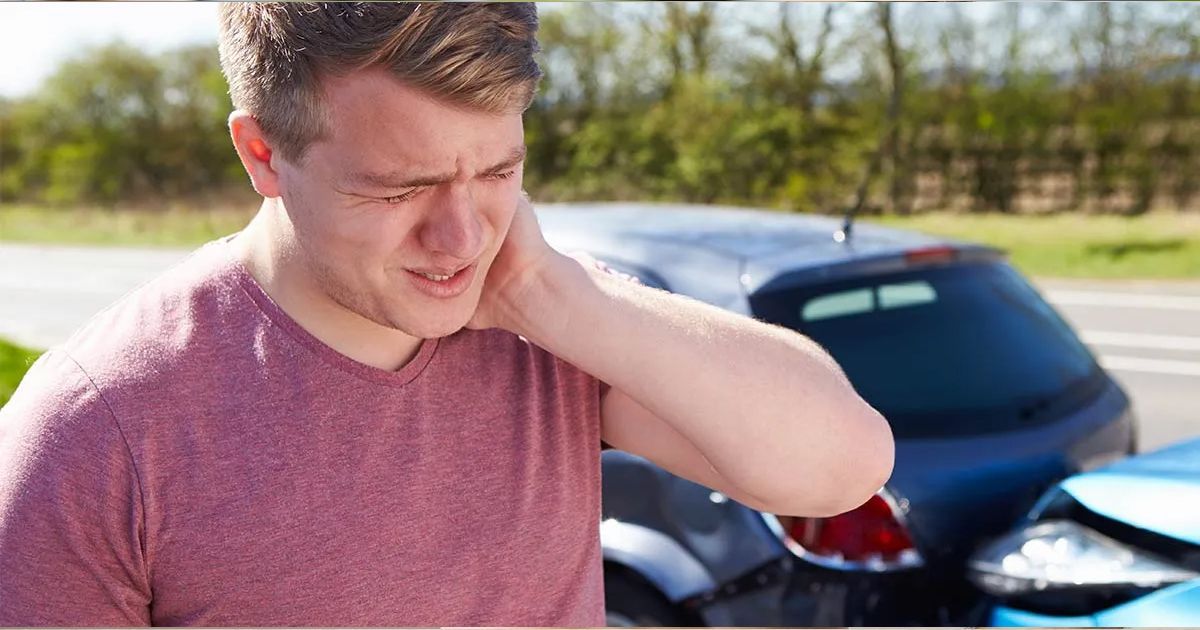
[{"left": 968, "top": 520, "right": 1199, "bottom": 597}]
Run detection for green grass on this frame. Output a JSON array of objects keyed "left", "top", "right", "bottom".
[
  {"left": 2, "top": 203, "right": 1199, "bottom": 278},
  {"left": 875, "top": 211, "right": 1200, "bottom": 279},
  {"left": 0, "top": 338, "right": 42, "bottom": 408},
  {"left": 0, "top": 203, "right": 256, "bottom": 248}
]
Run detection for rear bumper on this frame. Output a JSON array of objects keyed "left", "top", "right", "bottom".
[
  {"left": 779, "top": 562, "right": 989, "bottom": 626},
  {"left": 696, "top": 559, "right": 989, "bottom": 627}
]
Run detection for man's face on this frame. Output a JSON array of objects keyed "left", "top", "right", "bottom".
[{"left": 273, "top": 68, "right": 526, "bottom": 339}]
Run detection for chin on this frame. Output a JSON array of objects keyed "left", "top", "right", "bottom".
[
  {"left": 409, "top": 320, "right": 469, "bottom": 339},
  {"left": 387, "top": 308, "right": 474, "bottom": 340}
]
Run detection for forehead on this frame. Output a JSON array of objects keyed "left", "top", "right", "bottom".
[{"left": 315, "top": 68, "right": 524, "bottom": 171}]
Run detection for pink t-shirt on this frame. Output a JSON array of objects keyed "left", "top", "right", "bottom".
[{"left": 0, "top": 236, "right": 606, "bottom": 626}]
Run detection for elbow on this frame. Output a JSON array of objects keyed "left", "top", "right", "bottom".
[
  {"left": 766, "top": 399, "right": 896, "bottom": 518},
  {"left": 837, "top": 403, "right": 895, "bottom": 515},
  {"left": 823, "top": 401, "right": 895, "bottom": 517}
]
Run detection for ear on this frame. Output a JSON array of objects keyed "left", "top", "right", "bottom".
[{"left": 228, "top": 111, "right": 283, "bottom": 199}]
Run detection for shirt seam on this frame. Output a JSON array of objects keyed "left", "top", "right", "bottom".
[{"left": 58, "top": 349, "right": 152, "bottom": 590}]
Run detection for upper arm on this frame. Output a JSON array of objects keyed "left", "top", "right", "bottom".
[
  {"left": 0, "top": 351, "right": 151, "bottom": 626},
  {"left": 599, "top": 386, "right": 776, "bottom": 513}
]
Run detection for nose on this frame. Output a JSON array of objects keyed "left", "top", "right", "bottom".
[{"left": 417, "top": 184, "right": 484, "bottom": 263}]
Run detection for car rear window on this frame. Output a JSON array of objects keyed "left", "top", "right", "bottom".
[{"left": 749, "top": 262, "right": 1106, "bottom": 438}]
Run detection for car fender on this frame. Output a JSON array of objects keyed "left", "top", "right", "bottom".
[{"left": 600, "top": 518, "right": 717, "bottom": 603}]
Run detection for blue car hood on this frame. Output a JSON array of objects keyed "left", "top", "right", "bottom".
[{"left": 1060, "top": 437, "right": 1200, "bottom": 546}]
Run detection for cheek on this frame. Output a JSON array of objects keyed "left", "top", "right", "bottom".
[
  {"left": 480, "top": 179, "right": 523, "bottom": 233},
  {"left": 341, "top": 213, "right": 410, "bottom": 254},
  {"left": 279, "top": 168, "right": 406, "bottom": 288},
  {"left": 299, "top": 205, "right": 410, "bottom": 281},
  {"left": 282, "top": 179, "right": 349, "bottom": 248}
]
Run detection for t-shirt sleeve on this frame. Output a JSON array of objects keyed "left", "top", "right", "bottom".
[{"left": 0, "top": 350, "right": 151, "bottom": 626}]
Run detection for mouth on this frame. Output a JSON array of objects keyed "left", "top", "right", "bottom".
[{"left": 402, "top": 262, "right": 477, "bottom": 298}]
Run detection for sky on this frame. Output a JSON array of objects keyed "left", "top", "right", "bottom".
[
  {"left": 0, "top": 2, "right": 1155, "bottom": 100},
  {"left": 0, "top": 3, "right": 221, "bottom": 98}
]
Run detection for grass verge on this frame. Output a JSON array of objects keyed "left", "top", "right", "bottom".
[
  {"left": 0, "top": 338, "right": 42, "bottom": 408},
  {"left": 0, "top": 203, "right": 255, "bottom": 248},
  {"left": 2, "top": 203, "right": 1198, "bottom": 278},
  {"left": 874, "top": 211, "right": 1200, "bottom": 279}
]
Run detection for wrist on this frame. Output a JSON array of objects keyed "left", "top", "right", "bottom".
[{"left": 499, "top": 251, "right": 592, "bottom": 344}]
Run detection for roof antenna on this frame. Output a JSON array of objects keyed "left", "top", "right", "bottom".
[
  {"left": 837, "top": 164, "right": 880, "bottom": 244},
  {"left": 833, "top": 210, "right": 854, "bottom": 244},
  {"left": 834, "top": 193, "right": 865, "bottom": 244},
  {"left": 836, "top": 125, "right": 889, "bottom": 244},
  {"left": 835, "top": 162, "right": 872, "bottom": 244}
]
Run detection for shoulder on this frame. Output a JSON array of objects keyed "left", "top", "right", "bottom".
[
  {"left": 2, "top": 349, "right": 112, "bottom": 427},
  {"left": 0, "top": 349, "right": 150, "bottom": 626},
  {"left": 60, "top": 238, "right": 257, "bottom": 399},
  {"left": 0, "top": 349, "right": 134, "bottom": 490}
]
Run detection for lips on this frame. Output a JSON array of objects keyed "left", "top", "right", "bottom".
[
  {"left": 402, "top": 262, "right": 477, "bottom": 298},
  {"left": 406, "top": 262, "right": 472, "bottom": 279}
]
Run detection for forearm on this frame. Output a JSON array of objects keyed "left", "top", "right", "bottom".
[{"left": 506, "top": 254, "right": 894, "bottom": 514}]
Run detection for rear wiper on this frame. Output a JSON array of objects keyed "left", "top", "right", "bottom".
[{"left": 1017, "top": 394, "right": 1058, "bottom": 421}]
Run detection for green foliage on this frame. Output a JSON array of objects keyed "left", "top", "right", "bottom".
[
  {"left": 4, "top": 42, "right": 241, "bottom": 207},
  {"left": 526, "top": 3, "right": 1200, "bottom": 214},
  {"left": 3, "top": 4, "right": 1200, "bottom": 215}
]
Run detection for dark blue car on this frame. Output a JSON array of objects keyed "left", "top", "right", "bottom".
[
  {"left": 537, "top": 202, "right": 1139, "bottom": 626},
  {"left": 971, "top": 436, "right": 1200, "bottom": 627}
]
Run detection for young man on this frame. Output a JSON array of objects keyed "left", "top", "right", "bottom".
[{"left": 0, "top": 3, "right": 892, "bottom": 626}]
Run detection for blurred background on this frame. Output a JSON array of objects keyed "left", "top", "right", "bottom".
[
  {"left": 4, "top": 3, "right": 1200, "bottom": 219},
  {"left": 1, "top": 3, "right": 1199, "bottom": 627},
  {"left": 4, "top": 0, "right": 1197, "bottom": 435}
]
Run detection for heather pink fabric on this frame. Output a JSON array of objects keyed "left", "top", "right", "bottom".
[{"left": 0, "top": 235, "right": 606, "bottom": 626}]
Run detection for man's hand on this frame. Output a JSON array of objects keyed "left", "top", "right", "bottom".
[
  {"left": 467, "top": 193, "right": 638, "bottom": 334},
  {"left": 467, "top": 192, "right": 562, "bottom": 332}
]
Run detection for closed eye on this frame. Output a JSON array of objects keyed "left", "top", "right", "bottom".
[
  {"left": 375, "top": 170, "right": 514, "bottom": 204},
  {"left": 380, "top": 188, "right": 422, "bottom": 205}
]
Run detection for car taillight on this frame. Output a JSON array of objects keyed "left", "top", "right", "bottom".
[
  {"left": 773, "top": 492, "right": 923, "bottom": 571},
  {"left": 904, "top": 245, "right": 958, "bottom": 265}
]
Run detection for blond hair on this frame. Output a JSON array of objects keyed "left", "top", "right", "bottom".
[{"left": 217, "top": 2, "right": 541, "bottom": 161}]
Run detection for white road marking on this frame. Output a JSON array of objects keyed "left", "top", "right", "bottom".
[
  {"left": 1047, "top": 290, "right": 1200, "bottom": 312},
  {"left": 1082, "top": 331, "right": 1200, "bottom": 352},
  {"left": 1098, "top": 356, "right": 1200, "bottom": 377}
]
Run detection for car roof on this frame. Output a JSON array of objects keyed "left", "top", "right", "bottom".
[
  {"left": 536, "top": 202, "right": 1000, "bottom": 295},
  {"left": 537, "top": 201, "right": 972, "bottom": 263}
]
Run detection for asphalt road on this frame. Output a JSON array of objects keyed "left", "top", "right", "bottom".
[
  {"left": 1, "top": 243, "right": 1196, "bottom": 450},
  {"left": 0, "top": 243, "right": 191, "bottom": 350}
]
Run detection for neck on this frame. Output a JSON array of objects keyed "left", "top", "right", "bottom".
[{"left": 233, "top": 199, "right": 426, "bottom": 372}]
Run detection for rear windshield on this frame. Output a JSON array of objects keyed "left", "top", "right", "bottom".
[{"left": 749, "top": 262, "right": 1106, "bottom": 438}]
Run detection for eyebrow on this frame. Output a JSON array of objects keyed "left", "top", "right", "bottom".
[{"left": 344, "top": 146, "right": 527, "bottom": 191}]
